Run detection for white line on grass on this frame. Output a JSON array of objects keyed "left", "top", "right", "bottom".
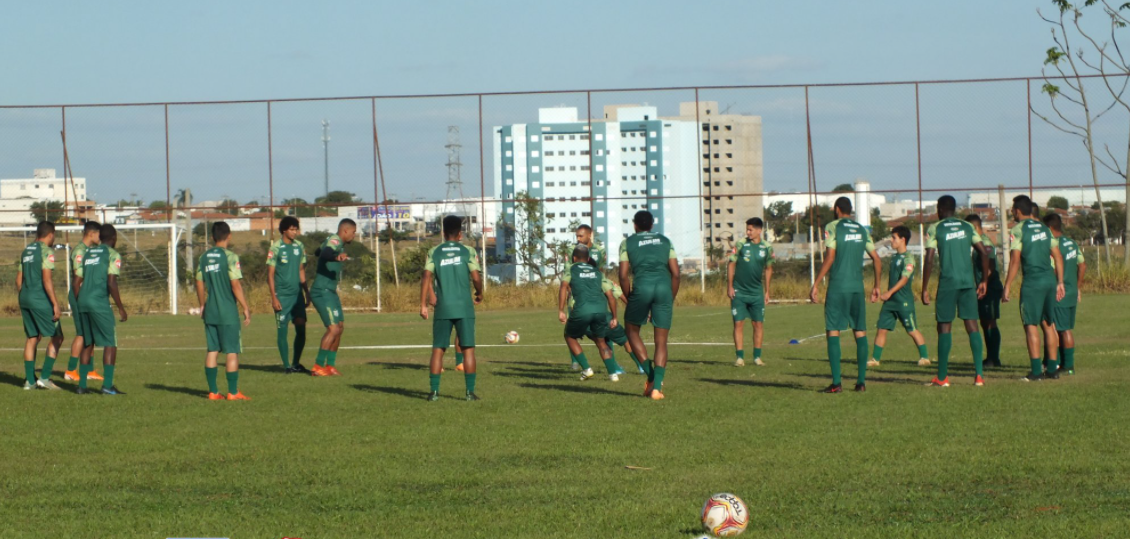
[{"left": 0, "top": 342, "right": 767, "bottom": 352}]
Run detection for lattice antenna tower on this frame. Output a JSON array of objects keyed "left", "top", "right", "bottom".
[{"left": 444, "top": 126, "right": 467, "bottom": 224}]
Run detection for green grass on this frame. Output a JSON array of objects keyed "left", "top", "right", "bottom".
[{"left": 2, "top": 297, "right": 1129, "bottom": 538}]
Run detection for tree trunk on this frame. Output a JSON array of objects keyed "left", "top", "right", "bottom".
[{"left": 1079, "top": 86, "right": 1113, "bottom": 265}]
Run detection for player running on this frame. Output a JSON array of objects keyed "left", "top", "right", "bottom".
[
  {"left": 728, "top": 217, "right": 774, "bottom": 367},
  {"left": 421, "top": 215, "right": 484, "bottom": 402},
  {"left": 267, "top": 216, "right": 312, "bottom": 374},
  {"left": 921, "top": 195, "right": 992, "bottom": 387},
  {"left": 196, "top": 222, "right": 252, "bottom": 400},
  {"left": 965, "top": 214, "right": 1005, "bottom": 368},
  {"left": 64, "top": 220, "right": 105, "bottom": 384},
  {"left": 1002, "top": 195, "right": 1066, "bottom": 382},
  {"left": 17, "top": 221, "right": 65, "bottom": 390},
  {"left": 619, "top": 210, "right": 680, "bottom": 400},
  {"left": 309, "top": 218, "right": 355, "bottom": 376},
  {"left": 809, "top": 197, "right": 882, "bottom": 393},
  {"left": 559, "top": 245, "right": 621, "bottom": 381},
  {"left": 73, "top": 225, "right": 128, "bottom": 395},
  {"left": 870, "top": 226, "right": 930, "bottom": 368},
  {"left": 1042, "top": 213, "right": 1085, "bottom": 375},
  {"left": 566, "top": 224, "right": 607, "bottom": 371}
]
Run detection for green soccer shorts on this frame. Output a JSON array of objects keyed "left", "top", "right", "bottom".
[
  {"left": 1052, "top": 304, "right": 1076, "bottom": 331},
  {"left": 731, "top": 294, "right": 765, "bottom": 323},
  {"left": 934, "top": 287, "right": 978, "bottom": 323},
  {"left": 593, "top": 314, "right": 628, "bottom": 346},
  {"left": 205, "top": 324, "right": 242, "bottom": 354},
  {"left": 824, "top": 290, "right": 867, "bottom": 332},
  {"left": 1019, "top": 283, "right": 1057, "bottom": 327},
  {"left": 70, "top": 297, "right": 90, "bottom": 341},
  {"left": 21, "top": 304, "right": 61, "bottom": 339},
  {"left": 877, "top": 305, "right": 919, "bottom": 332},
  {"left": 625, "top": 281, "right": 674, "bottom": 329},
  {"left": 565, "top": 312, "right": 608, "bottom": 340},
  {"left": 433, "top": 318, "right": 475, "bottom": 349},
  {"left": 275, "top": 293, "right": 308, "bottom": 328},
  {"left": 310, "top": 288, "right": 343, "bottom": 327},
  {"left": 80, "top": 309, "right": 117, "bottom": 347}
]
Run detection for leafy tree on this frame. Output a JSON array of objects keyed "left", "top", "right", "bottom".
[
  {"left": 114, "top": 198, "right": 142, "bottom": 207},
  {"left": 870, "top": 207, "right": 890, "bottom": 241},
  {"left": 764, "top": 200, "right": 794, "bottom": 242},
  {"left": 315, "top": 190, "right": 356, "bottom": 216},
  {"left": 832, "top": 183, "right": 854, "bottom": 193},
  {"left": 30, "top": 200, "right": 64, "bottom": 223},
  {"left": 502, "top": 190, "right": 548, "bottom": 283},
  {"left": 217, "top": 199, "right": 241, "bottom": 216},
  {"left": 799, "top": 204, "right": 835, "bottom": 241},
  {"left": 282, "top": 198, "right": 315, "bottom": 218},
  {"left": 149, "top": 200, "right": 169, "bottom": 210},
  {"left": 1047, "top": 195, "right": 1070, "bottom": 211}
]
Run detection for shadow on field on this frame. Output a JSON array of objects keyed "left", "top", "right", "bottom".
[
  {"left": 493, "top": 367, "right": 566, "bottom": 380},
  {"left": 518, "top": 382, "right": 638, "bottom": 397},
  {"left": 352, "top": 384, "right": 432, "bottom": 400},
  {"left": 488, "top": 361, "right": 561, "bottom": 368},
  {"left": 145, "top": 383, "right": 211, "bottom": 398},
  {"left": 367, "top": 362, "right": 428, "bottom": 370},
  {"left": 784, "top": 372, "right": 923, "bottom": 386},
  {"left": 0, "top": 370, "right": 26, "bottom": 387},
  {"left": 697, "top": 378, "right": 807, "bottom": 391},
  {"left": 238, "top": 364, "right": 288, "bottom": 373}
]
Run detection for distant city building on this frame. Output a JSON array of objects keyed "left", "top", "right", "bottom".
[
  {"left": 966, "top": 188, "right": 1126, "bottom": 209},
  {"left": 0, "top": 169, "right": 89, "bottom": 225}
]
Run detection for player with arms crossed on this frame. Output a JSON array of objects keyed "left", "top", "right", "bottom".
[
  {"left": 728, "top": 217, "right": 774, "bottom": 367},
  {"left": 921, "top": 195, "right": 992, "bottom": 387},
  {"left": 309, "top": 219, "right": 355, "bottom": 376},
  {"left": 965, "top": 214, "right": 1005, "bottom": 368},
  {"left": 809, "top": 197, "right": 882, "bottom": 393},
  {"left": 559, "top": 245, "right": 621, "bottom": 381},
  {"left": 421, "top": 216, "right": 484, "bottom": 402},
  {"left": 870, "top": 226, "right": 931, "bottom": 368},
  {"left": 17, "top": 221, "right": 65, "bottom": 390},
  {"left": 196, "top": 222, "right": 252, "bottom": 400},
  {"left": 64, "top": 220, "right": 105, "bottom": 384},
  {"left": 268, "top": 216, "right": 312, "bottom": 374},
  {"left": 1002, "top": 195, "right": 1066, "bottom": 382},
  {"left": 73, "top": 224, "right": 128, "bottom": 395},
  {"left": 1042, "top": 213, "right": 1085, "bottom": 375},
  {"left": 619, "top": 210, "right": 680, "bottom": 400}
]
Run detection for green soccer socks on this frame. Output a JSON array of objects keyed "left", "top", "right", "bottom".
[
  {"left": 67, "top": 356, "right": 79, "bottom": 371},
  {"left": 602, "top": 358, "right": 619, "bottom": 374},
  {"left": 326, "top": 351, "right": 337, "bottom": 367},
  {"left": 969, "top": 331, "right": 984, "bottom": 376},
  {"left": 645, "top": 359, "right": 655, "bottom": 382},
  {"left": 1063, "top": 346, "right": 1075, "bottom": 371},
  {"left": 1029, "top": 358, "right": 1042, "bottom": 378},
  {"left": 102, "top": 364, "right": 115, "bottom": 389},
  {"left": 315, "top": 349, "right": 328, "bottom": 367},
  {"left": 39, "top": 355, "right": 56, "bottom": 381},
  {"left": 276, "top": 326, "right": 291, "bottom": 368},
  {"left": 78, "top": 363, "right": 91, "bottom": 390},
  {"left": 855, "top": 336, "right": 869, "bottom": 385},
  {"left": 827, "top": 336, "right": 842, "bottom": 386},
  {"left": 455, "top": 351, "right": 464, "bottom": 367},
  {"left": 652, "top": 365, "right": 666, "bottom": 391},
  {"left": 917, "top": 344, "right": 929, "bottom": 360},
  {"left": 24, "top": 360, "right": 36, "bottom": 385},
  {"left": 872, "top": 345, "right": 884, "bottom": 362},
  {"left": 735, "top": 349, "right": 745, "bottom": 360},
  {"left": 628, "top": 352, "right": 644, "bottom": 372},
  {"left": 574, "top": 352, "right": 591, "bottom": 371},
  {"left": 429, "top": 373, "right": 441, "bottom": 393},
  {"left": 937, "top": 332, "right": 953, "bottom": 380},
  {"left": 753, "top": 348, "right": 762, "bottom": 360},
  {"left": 465, "top": 372, "right": 477, "bottom": 394},
  {"left": 226, "top": 370, "right": 239, "bottom": 395},
  {"left": 205, "top": 367, "right": 219, "bottom": 394}
]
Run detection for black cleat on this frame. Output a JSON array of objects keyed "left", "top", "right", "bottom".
[
  {"left": 984, "top": 358, "right": 1002, "bottom": 368},
  {"left": 101, "top": 386, "right": 126, "bottom": 395},
  {"left": 75, "top": 387, "right": 88, "bottom": 395},
  {"left": 854, "top": 383, "right": 866, "bottom": 392},
  {"left": 1021, "top": 373, "right": 1043, "bottom": 382},
  {"left": 285, "top": 367, "right": 299, "bottom": 374},
  {"left": 426, "top": 391, "right": 440, "bottom": 402},
  {"left": 820, "top": 384, "right": 842, "bottom": 394},
  {"left": 1045, "top": 369, "right": 1060, "bottom": 380},
  {"left": 292, "top": 363, "right": 311, "bottom": 374},
  {"left": 465, "top": 392, "right": 481, "bottom": 401}
]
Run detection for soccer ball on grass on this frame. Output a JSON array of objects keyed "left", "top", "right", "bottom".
[
  {"left": 504, "top": 331, "right": 520, "bottom": 344},
  {"left": 701, "top": 492, "right": 748, "bottom": 537}
]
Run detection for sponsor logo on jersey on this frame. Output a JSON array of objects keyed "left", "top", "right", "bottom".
[
  {"left": 440, "top": 257, "right": 462, "bottom": 267},
  {"left": 114, "top": 258, "right": 122, "bottom": 269},
  {"left": 47, "top": 254, "right": 55, "bottom": 263},
  {"left": 579, "top": 271, "right": 597, "bottom": 278},
  {"left": 1065, "top": 250, "right": 1078, "bottom": 260},
  {"left": 1030, "top": 232, "right": 1048, "bottom": 242},
  {"left": 945, "top": 231, "right": 966, "bottom": 241},
  {"left": 442, "top": 246, "right": 461, "bottom": 252},
  {"left": 638, "top": 238, "right": 661, "bottom": 247},
  {"left": 845, "top": 233, "right": 862, "bottom": 242}
]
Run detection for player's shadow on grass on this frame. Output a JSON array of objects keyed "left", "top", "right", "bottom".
[
  {"left": 518, "top": 382, "right": 637, "bottom": 398},
  {"left": 0, "top": 370, "right": 27, "bottom": 388},
  {"left": 784, "top": 372, "right": 923, "bottom": 385},
  {"left": 367, "top": 362, "right": 429, "bottom": 370},
  {"left": 697, "top": 378, "right": 808, "bottom": 391},
  {"left": 237, "top": 364, "right": 289, "bottom": 373},
  {"left": 352, "top": 384, "right": 433, "bottom": 400},
  {"left": 145, "top": 383, "right": 211, "bottom": 398},
  {"left": 492, "top": 367, "right": 567, "bottom": 380}
]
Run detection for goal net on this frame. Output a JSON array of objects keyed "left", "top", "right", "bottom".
[{"left": 0, "top": 223, "right": 183, "bottom": 316}]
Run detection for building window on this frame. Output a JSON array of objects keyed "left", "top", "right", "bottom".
[
  {"left": 531, "top": 151, "right": 540, "bottom": 158},
  {"left": 650, "top": 160, "right": 657, "bottom": 166},
  {"left": 595, "top": 134, "right": 603, "bottom": 141},
  {"left": 726, "top": 167, "right": 733, "bottom": 172},
  {"left": 581, "top": 150, "right": 590, "bottom": 155},
  {"left": 726, "top": 153, "right": 733, "bottom": 158},
  {"left": 726, "top": 181, "right": 733, "bottom": 186},
  {"left": 544, "top": 150, "right": 552, "bottom": 156},
  {"left": 531, "top": 135, "right": 539, "bottom": 142},
  {"left": 727, "top": 208, "right": 734, "bottom": 214},
  {"left": 713, "top": 140, "right": 719, "bottom": 144},
  {"left": 703, "top": 168, "right": 710, "bottom": 173},
  {"left": 546, "top": 182, "right": 555, "bottom": 187},
  {"left": 712, "top": 125, "right": 719, "bottom": 131},
  {"left": 714, "top": 209, "right": 721, "bottom": 214},
  {"left": 531, "top": 166, "right": 540, "bottom": 173},
  {"left": 580, "top": 134, "right": 589, "bottom": 140},
  {"left": 582, "top": 212, "right": 591, "bottom": 217},
  {"left": 725, "top": 125, "right": 732, "bottom": 131},
  {"left": 581, "top": 181, "right": 591, "bottom": 186},
  {"left": 570, "top": 212, "right": 577, "bottom": 217},
  {"left": 714, "top": 153, "right": 720, "bottom": 158},
  {"left": 570, "top": 181, "right": 577, "bottom": 186},
  {"left": 569, "top": 150, "right": 576, "bottom": 156},
  {"left": 715, "top": 223, "right": 721, "bottom": 228},
  {"left": 581, "top": 166, "right": 590, "bottom": 171},
  {"left": 596, "top": 149, "right": 604, "bottom": 156},
  {"left": 532, "top": 181, "right": 540, "bottom": 188},
  {"left": 714, "top": 181, "right": 720, "bottom": 186},
  {"left": 570, "top": 166, "right": 577, "bottom": 171},
  {"left": 595, "top": 164, "right": 604, "bottom": 172},
  {"left": 727, "top": 223, "right": 734, "bottom": 228},
  {"left": 714, "top": 167, "right": 720, "bottom": 172},
  {"left": 546, "top": 166, "right": 554, "bottom": 171},
  {"left": 726, "top": 139, "right": 732, "bottom": 144},
  {"left": 505, "top": 136, "right": 512, "bottom": 143},
  {"left": 649, "top": 131, "right": 657, "bottom": 137},
  {"left": 547, "top": 228, "right": 555, "bottom": 233},
  {"left": 545, "top": 135, "right": 553, "bottom": 141}
]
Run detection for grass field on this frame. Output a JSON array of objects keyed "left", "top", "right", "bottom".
[{"left": 2, "top": 296, "right": 1129, "bottom": 538}]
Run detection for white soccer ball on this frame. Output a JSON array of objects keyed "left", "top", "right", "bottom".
[
  {"left": 504, "top": 331, "right": 520, "bottom": 344},
  {"left": 701, "top": 493, "right": 749, "bottom": 537}
]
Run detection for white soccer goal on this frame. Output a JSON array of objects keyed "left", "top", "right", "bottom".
[{"left": 0, "top": 223, "right": 184, "bottom": 315}]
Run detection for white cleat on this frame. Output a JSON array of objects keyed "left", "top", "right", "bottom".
[
  {"left": 917, "top": 358, "right": 932, "bottom": 367},
  {"left": 734, "top": 358, "right": 746, "bottom": 367},
  {"left": 867, "top": 359, "right": 881, "bottom": 367},
  {"left": 36, "top": 379, "right": 61, "bottom": 391},
  {"left": 570, "top": 362, "right": 581, "bottom": 372},
  {"left": 609, "top": 373, "right": 620, "bottom": 382},
  {"left": 754, "top": 358, "right": 765, "bottom": 367},
  {"left": 23, "top": 381, "right": 35, "bottom": 390},
  {"left": 580, "top": 368, "right": 595, "bottom": 381}
]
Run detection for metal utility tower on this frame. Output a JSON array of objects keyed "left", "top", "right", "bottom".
[
  {"left": 322, "top": 119, "right": 331, "bottom": 197},
  {"left": 444, "top": 126, "right": 467, "bottom": 220}
]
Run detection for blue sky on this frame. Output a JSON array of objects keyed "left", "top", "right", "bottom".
[{"left": 1, "top": 0, "right": 1125, "bottom": 205}]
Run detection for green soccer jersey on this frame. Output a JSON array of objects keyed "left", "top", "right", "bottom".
[
  {"left": 823, "top": 219, "right": 876, "bottom": 293},
  {"left": 196, "top": 247, "right": 243, "bottom": 325},
  {"left": 425, "top": 241, "right": 481, "bottom": 320},
  {"left": 267, "top": 239, "right": 307, "bottom": 297},
  {"left": 926, "top": 217, "right": 982, "bottom": 291},
  {"left": 619, "top": 232, "right": 676, "bottom": 283},
  {"left": 1057, "top": 236, "right": 1084, "bottom": 307},
  {"left": 972, "top": 236, "right": 1003, "bottom": 292},
  {"left": 76, "top": 244, "right": 121, "bottom": 312},
  {"left": 564, "top": 240, "right": 606, "bottom": 274},
  {"left": 1009, "top": 218, "right": 1059, "bottom": 285},
  {"left": 68, "top": 242, "right": 89, "bottom": 306},
  {"left": 564, "top": 262, "right": 612, "bottom": 316},
  {"left": 17, "top": 241, "right": 56, "bottom": 308},
  {"left": 729, "top": 238, "right": 774, "bottom": 298},
  {"left": 885, "top": 252, "right": 916, "bottom": 309},
  {"left": 312, "top": 234, "right": 344, "bottom": 291},
  {"left": 569, "top": 276, "right": 621, "bottom": 310}
]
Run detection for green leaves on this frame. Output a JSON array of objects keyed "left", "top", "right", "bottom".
[
  {"left": 1044, "top": 46, "right": 1067, "bottom": 65},
  {"left": 1042, "top": 83, "right": 1062, "bottom": 97}
]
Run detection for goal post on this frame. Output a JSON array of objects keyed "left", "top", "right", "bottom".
[{"left": 0, "top": 223, "right": 184, "bottom": 316}]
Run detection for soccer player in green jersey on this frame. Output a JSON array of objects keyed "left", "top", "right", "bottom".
[
  {"left": 965, "top": 214, "right": 1005, "bottom": 367},
  {"left": 921, "top": 195, "right": 992, "bottom": 387},
  {"left": 728, "top": 217, "right": 774, "bottom": 367},
  {"left": 1042, "top": 213, "right": 1085, "bottom": 375},
  {"left": 565, "top": 224, "right": 607, "bottom": 371},
  {"left": 619, "top": 210, "right": 680, "bottom": 400},
  {"left": 559, "top": 245, "right": 621, "bottom": 381},
  {"left": 420, "top": 215, "right": 484, "bottom": 401},
  {"left": 809, "top": 197, "right": 882, "bottom": 393},
  {"left": 267, "top": 216, "right": 312, "bottom": 374},
  {"left": 17, "top": 221, "right": 65, "bottom": 390},
  {"left": 196, "top": 222, "right": 252, "bottom": 400},
  {"left": 871, "top": 226, "right": 930, "bottom": 368},
  {"left": 1003, "top": 195, "right": 1066, "bottom": 382},
  {"left": 587, "top": 277, "right": 641, "bottom": 374},
  {"left": 310, "top": 219, "right": 355, "bottom": 377},
  {"left": 64, "top": 220, "right": 105, "bottom": 384},
  {"left": 74, "top": 225, "right": 129, "bottom": 395}
]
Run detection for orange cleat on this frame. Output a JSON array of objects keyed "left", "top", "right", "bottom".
[
  {"left": 455, "top": 363, "right": 465, "bottom": 372},
  {"left": 87, "top": 370, "right": 104, "bottom": 381},
  {"left": 974, "top": 375, "right": 985, "bottom": 387},
  {"left": 64, "top": 370, "right": 80, "bottom": 381},
  {"left": 926, "top": 377, "right": 950, "bottom": 387},
  {"left": 227, "top": 392, "right": 251, "bottom": 401},
  {"left": 643, "top": 382, "right": 654, "bottom": 397},
  {"left": 311, "top": 365, "right": 331, "bottom": 377},
  {"left": 650, "top": 390, "right": 665, "bottom": 400},
  {"left": 325, "top": 366, "right": 342, "bottom": 376},
  {"left": 207, "top": 392, "right": 225, "bottom": 400}
]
